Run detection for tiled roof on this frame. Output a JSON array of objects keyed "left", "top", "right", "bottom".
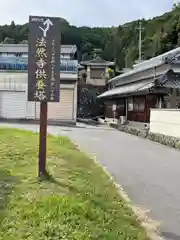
[
  {"left": 97, "top": 79, "right": 154, "bottom": 98},
  {"left": 108, "top": 47, "right": 180, "bottom": 84},
  {"left": 97, "top": 69, "right": 180, "bottom": 99},
  {"left": 80, "top": 57, "right": 114, "bottom": 66},
  {"left": 0, "top": 44, "right": 77, "bottom": 54},
  {"left": 159, "top": 69, "right": 180, "bottom": 89}
]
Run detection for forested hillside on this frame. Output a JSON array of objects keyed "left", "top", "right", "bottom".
[{"left": 0, "top": 3, "right": 180, "bottom": 69}]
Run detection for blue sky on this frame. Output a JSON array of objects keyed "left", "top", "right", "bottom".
[{"left": 1, "top": 0, "right": 175, "bottom": 27}]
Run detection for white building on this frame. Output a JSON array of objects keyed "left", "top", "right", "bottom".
[{"left": 0, "top": 44, "right": 78, "bottom": 124}]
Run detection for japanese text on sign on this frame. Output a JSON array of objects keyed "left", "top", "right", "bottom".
[
  {"left": 34, "top": 37, "right": 47, "bottom": 101},
  {"left": 28, "top": 16, "right": 61, "bottom": 102},
  {"left": 50, "top": 39, "right": 55, "bottom": 101}
]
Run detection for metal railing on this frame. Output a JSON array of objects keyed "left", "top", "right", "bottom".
[{"left": 0, "top": 56, "right": 78, "bottom": 72}]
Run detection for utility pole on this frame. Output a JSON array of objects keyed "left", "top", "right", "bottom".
[{"left": 136, "top": 21, "right": 144, "bottom": 62}]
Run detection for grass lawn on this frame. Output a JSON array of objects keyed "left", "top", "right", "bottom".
[{"left": 0, "top": 128, "right": 149, "bottom": 240}]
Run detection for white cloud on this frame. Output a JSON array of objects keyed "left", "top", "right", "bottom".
[{"left": 0, "top": 0, "right": 174, "bottom": 27}]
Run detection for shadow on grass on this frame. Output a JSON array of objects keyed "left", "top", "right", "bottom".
[
  {"left": 0, "top": 169, "right": 18, "bottom": 225},
  {"left": 38, "top": 171, "right": 78, "bottom": 193}
]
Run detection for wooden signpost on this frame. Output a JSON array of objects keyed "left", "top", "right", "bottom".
[{"left": 28, "top": 16, "right": 61, "bottom": 177}]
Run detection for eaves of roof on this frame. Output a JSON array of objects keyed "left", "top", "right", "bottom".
[
  {"left": 108, "top": 47, "right": 180, "bottom": 84},
  {"left": 108, "top": 62, "right": 164, "bottom": 84},
  {"left": 98, "top": 69, "right": 180, "bottom": 99}
]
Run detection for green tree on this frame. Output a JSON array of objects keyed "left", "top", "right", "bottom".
[{"left": 0, "top": 4, "right": 180, "bottom": 69}]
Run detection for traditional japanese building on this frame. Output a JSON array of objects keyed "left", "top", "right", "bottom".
[
  {"left": 97, "top": 47, "right": 180, "bottom": 123},
  {"left": 76, "top": 56, "right": 114, "bottom": 119},
  {"left": 0, "top": 43, "right": 78, "bottom": 124},
  {"left": 80, "top": 56, "right": 114, "bottom": 86}
]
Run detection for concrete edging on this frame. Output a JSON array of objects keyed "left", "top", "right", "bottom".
[
  {"left": 0, "top": 118, "right": 77, "bottom": 127},
  {"left": 110, "top": 123, "right": 180, "bottom": 150}
]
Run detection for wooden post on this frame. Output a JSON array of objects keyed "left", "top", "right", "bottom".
[
  {"left": 28, "top": 16, "right": 61, "bottom": 179},
  {"left": 38, "top": 101, "right": 48, "bottom": 177}
]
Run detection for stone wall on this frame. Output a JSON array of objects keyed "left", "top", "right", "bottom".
[{"left": 110, "top": 123, "right": 180, "bottom": 150}]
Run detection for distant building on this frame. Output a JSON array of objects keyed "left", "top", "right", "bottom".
[
  {"left": 80, "top": 57, "right": 114, "bottom": 86},
  {"left": 0, "top": 44, "right": 78, "bottom": 124}
]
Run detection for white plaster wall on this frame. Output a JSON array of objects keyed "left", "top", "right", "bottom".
[
  {"left": 73, "top": 81, "right": 77, "bottom": 120},
  {"left": 0, "top": 72, "right": 77, "bottom": 83},
  {"left": 150, "top": 109, "right": 180, "bottom": 138},
  {"left": 0, "top": 72, "right": 77, "bottom": 121}
]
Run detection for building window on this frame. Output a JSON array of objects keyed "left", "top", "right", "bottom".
[
  {"left": 139, "top": 100, "right": 145, "bottom": 112},
  {"left": 128, "top": 98, "right": 133, "bottom": 111},
  {"left": 90, "top": 68, "right": 105, "bottom": 79},
  {"left": 117, "top": 99, "right": 125, "bottom": 116},
  {"left": 133, "top": 101, "right": 138, "bottom": 112},
  {"left": 133, "top": 97, "right": 145, "bottom": 112}
]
